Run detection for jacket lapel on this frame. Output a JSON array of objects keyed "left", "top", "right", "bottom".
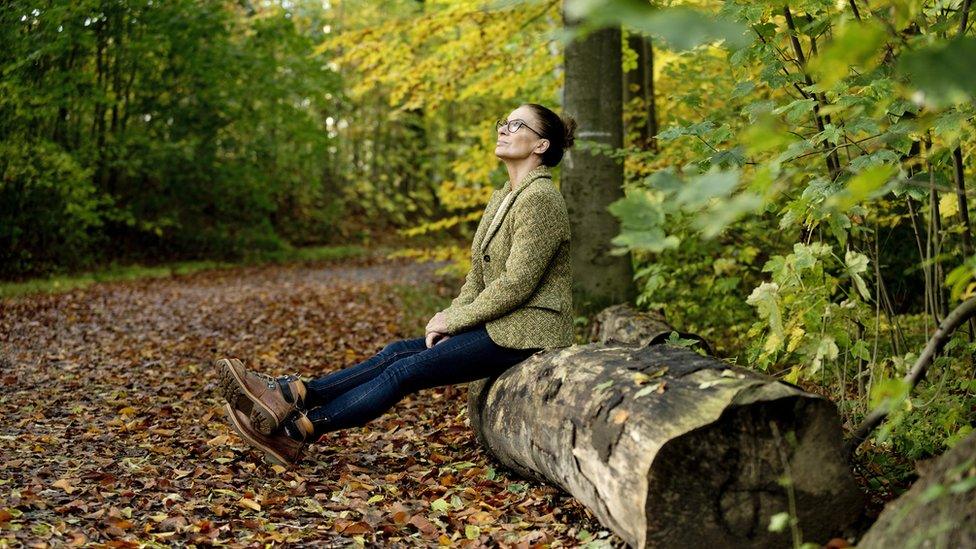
[{"left": 479, "top": 166, "right": 552, "bottom": 255}]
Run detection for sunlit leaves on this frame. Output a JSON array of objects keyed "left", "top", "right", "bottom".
[
  {"left": 608, "top": 189, "right": 679, "bottom": 254},
  {"left": 829, "top": 164, "right": 899, "bottom": 211},
  {"left": 844, "top": 250, "right": 871, "bottom": 301},
  {"left": 808, "top": 21, "right": 887, "bottom": 88},
  {"left": 746, "top": 282, "right": 784, "bottom": 355}
]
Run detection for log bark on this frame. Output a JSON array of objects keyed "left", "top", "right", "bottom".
[
  {"left": 468, "top": 305, "right": 862, "bottom": 548},
  {"left": 857, "top": 431, "right": 975, "bottom": 548}
]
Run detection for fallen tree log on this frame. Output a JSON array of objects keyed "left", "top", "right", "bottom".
[
  {"left": 468, "top": 304, "right": 862, "bottom": 548},
  {"left": 857, "top": 430, "right": 975, "bottom": 548}
]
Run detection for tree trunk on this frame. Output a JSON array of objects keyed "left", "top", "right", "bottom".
[
  {"left": 623, "top": 34, "right": 657, "bottom": 151},
  {"left": 857, "top": 431, "right": 975, "bottom": 548},
  {"left": 561, "top": 5, "right": 634, "bottom": 314},
  {"left": 467, "top": 305, "right": 863, "bottom": 548}
]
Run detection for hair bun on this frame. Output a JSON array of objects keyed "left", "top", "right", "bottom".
[{"left": 562, "top": 116, "right": 577, "bottom": 149}]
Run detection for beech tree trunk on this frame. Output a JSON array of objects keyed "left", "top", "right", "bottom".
[
  {"left": 468, "top": 305, "right": 863, "bottom": 548},
  {"left": 561, "top": 6, "right": 634, "bottom": 314},
  {"left": 857, "top": 431, "right": 975, "bottom": 548}
]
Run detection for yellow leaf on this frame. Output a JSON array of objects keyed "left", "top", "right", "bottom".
[
  {"left": 239, "top": 498, "right": 261, "bottom": 512},
  {"left": 940, "top": 193, "right": 959, "bottom": 219},
  {"left": 787, "top": 326, "right": 805, "bottom": 353},
  {"left": 207, "top": 434, "right": 229, "bottom": 446},
  {"left": 52, "top": 478, "right": 78, "bottom": 494}
]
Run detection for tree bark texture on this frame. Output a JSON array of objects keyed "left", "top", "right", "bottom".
[
  {"left": 857, "top": 431, "right": 975, "bottom": 548},
  {"left": 561, "top": 9, "right": 634, "bottom": 314},
  {"left": 468, "top": 306, "right": 863, "bottom": 548}
]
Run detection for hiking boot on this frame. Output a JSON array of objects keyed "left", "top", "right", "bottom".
[
  {"left": 222, "top": 403, "right": 313, "bottom": 467},
  {"left": 215, "top": 357, "right": 307, "bottom": 435}
]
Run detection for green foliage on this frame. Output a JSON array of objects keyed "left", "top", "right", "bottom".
[
  {"left": 0, "top": 0, "right": 344, "bottom": 278},
  {"left": 565, "top": 1, "right": 749, "bottom": 50},
  {"left": 0, "top": 140, "right": 101, "bottom": 277},
  {"left": 597, "top": 0, "right": 976, "bottom": 457}
]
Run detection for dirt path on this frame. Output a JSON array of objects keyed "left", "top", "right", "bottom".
[{"left": 0, "top": 254, "right": 610, "bottom": 547}]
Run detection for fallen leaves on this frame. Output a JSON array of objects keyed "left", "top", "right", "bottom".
[
  {"left": 238, "top": 498, "right": 261, "bottom": 512},
  {"left": 0, "top": 256, "right": 620, "bottom": 547}
]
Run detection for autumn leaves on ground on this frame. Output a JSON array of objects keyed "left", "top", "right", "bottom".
[{"left": 0, "top": 253, "right": 611, "bottom": 548}]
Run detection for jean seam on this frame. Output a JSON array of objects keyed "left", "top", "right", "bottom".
[
  {"left": 316, "top": 330, "right": 491, "bottom": 424},
  {"left": 312, "top": 349, "right": 417, "bottom": 393}
]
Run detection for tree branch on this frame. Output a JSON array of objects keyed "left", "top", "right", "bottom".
[{"left": 845, "top": 296, "right": 976, "bottom": 457}]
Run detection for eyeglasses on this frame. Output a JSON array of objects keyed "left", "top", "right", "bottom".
[{"left": 495, "top": 118, "right": 542, "bottom": 136}]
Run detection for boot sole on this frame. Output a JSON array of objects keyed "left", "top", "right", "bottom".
[
  {"left": 223, "top": 403, "right": 294, "bottom": 467},
  {"left": 215, "top": 358, "right": 279, "bottom": 435}
]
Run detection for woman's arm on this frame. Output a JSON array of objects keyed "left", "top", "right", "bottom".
[
  {"left": 449, "top": 248, "right": 485, "bottom": 309},
  {"left": 440, "top": 190, "right": 568, "bottom": 334}
]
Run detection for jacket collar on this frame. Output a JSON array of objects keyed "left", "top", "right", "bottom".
[{"left": 479, "top": 165, "right": 552, "bottom": 254}]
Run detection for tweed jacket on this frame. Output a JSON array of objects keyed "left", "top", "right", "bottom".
[{"left": 441, "top": 165, "right": 574, "bottom": 350}]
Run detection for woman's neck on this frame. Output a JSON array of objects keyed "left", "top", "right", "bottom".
[{"left": 504, "top": 159, "right": 544, "bottom": 192}]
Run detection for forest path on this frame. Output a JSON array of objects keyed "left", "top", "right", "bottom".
[{"left": 0, "top": 254, "right": 608, "bottom": 547}]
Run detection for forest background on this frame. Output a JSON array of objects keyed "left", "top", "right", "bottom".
[{"left": 3, "top": 0, "right": 975, "bottom": 517}]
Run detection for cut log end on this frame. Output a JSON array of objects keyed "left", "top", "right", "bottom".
[{"left": 646, "top": 395, "right": 862, "bottom": 547}]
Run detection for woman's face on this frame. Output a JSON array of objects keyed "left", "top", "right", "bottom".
[{"left": 495, "top": 106, "right": 549, "bottom": 163}]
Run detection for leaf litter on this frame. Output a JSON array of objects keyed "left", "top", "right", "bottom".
[{"left": 0, "top": 255, "right": 620, "bottom": 547}]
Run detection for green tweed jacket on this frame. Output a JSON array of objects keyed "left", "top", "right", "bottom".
[{"left": 441, "top": 165, "right": 574, "bottom": 350}]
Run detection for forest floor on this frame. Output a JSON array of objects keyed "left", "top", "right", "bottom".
[{"left": 0, "top": 251, "right": 616, "bottom": 548}]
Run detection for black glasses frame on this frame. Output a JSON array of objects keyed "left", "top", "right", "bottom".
[{"left": 495, "top": 118, "right": 543, "bottom": 137}]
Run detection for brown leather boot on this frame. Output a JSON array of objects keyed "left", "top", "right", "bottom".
[
  {"left": 222, "top": 403, "right": 313, "bottom": 467},
  {"left": 215, "top": 358, "right": 307, "bottom": 435}
]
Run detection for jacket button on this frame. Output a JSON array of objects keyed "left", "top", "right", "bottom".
[{"left": 483, "top": 254, "right": 490, "bottom": 262}]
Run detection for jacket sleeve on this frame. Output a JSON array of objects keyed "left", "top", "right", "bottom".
[
  {"left": 441, "top": 190, "right": 567, "bottom": 334},
  {"left": 449, "top": 246, "right": 485, "bottom": 309}
]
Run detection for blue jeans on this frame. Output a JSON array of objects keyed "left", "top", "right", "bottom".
[{"left": 302, "top": 325, "right": 540, "bottom": 437}]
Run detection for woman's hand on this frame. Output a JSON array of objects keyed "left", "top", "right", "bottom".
[
  {"left": 425, "top": 311, "right": 451, "bottom": 348},
  {"left": 425, "top": 331, "right": 450, "bottom": 348},
  {"left": 426, "top": 311, "right": 449, "bottom": 334}
]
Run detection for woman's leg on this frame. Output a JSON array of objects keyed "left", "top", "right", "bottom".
[
  {"left": 298, "top": 325, "right": 538, "bottom": 437},
  {"left": 302, "top": 337, "right": 428, "bottom": 408}
]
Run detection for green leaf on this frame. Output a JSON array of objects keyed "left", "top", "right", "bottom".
[
  {"left": 809, "top": 22, "right": 886, "bottom": 88},
  {"left": 845, "top": 250, "right": 871, "bottom": 300},
  {"left": 611, "top": 229, "right": 681, "bottom": 254},
  {"left": 768, "top": 512, "right": 790, "bottom": 532},
  {"left": 608, "top": 190, "right": 666, "bottom": 230},
  {"left": 695, "top": 192, "right": 764, "bottom": 239},
  {"left": 656, "top": 120, "right": 715, "bottom": 141},
  {"left": 810, "top": 336, "right": 839, "bottom": 375},
  {"left": 773, "top": 98, "right": 817, "bottom": 124},
  {"left": 746, "top": 282, "right": 784, "bottom": 340},
  {"left": 897, "top": 37, "right": 976, "bottom": 107},
  {"left": 676, "top": 168, "right": 741, "bottom": 209},
  {"left": 465, "top": 525, "right": 481, "bottom": 540},
  {"left": 830, "top": 164, "right": 898, "bottom": 210},
  {"left": 566, "top": 2, "right": 748, "bottom": 50},
  {"left": 430, "top": 498, "right": 450, "bottom": 512}
]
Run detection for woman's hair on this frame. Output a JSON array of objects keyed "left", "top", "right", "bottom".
[{"left": 522, "top": 103, "right": 577, "bottom": 167}]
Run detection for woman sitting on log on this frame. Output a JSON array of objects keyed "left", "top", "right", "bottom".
[{"left": 215, "top": 103, "right": 577, "bottom": 467}]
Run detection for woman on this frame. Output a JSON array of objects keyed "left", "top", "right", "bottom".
[{"left": 215, "top": 103, "right": 576, "bottom": 467}]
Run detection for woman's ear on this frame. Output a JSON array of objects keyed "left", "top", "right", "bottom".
[{"left": 535, "top": 139, "right": 550, "bottom": 155}]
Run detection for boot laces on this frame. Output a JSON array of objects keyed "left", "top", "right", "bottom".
[{"left": 249, "top": 370, "right": 278, "bottom": 390}]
